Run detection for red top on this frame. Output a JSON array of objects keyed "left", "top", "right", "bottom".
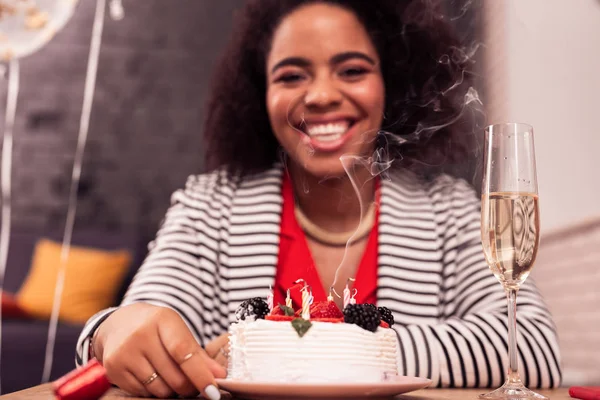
[{"left": 272, "top": 173, "right": 379, "bottom": 309}]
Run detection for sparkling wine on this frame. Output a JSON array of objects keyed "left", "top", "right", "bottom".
[{"left": 481, "top": 192, "right": 540, "bottom": 289}]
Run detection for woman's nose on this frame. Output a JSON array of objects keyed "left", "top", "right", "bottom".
[{"left": 303, "top": 77, "right": 342, "bottom": 108}]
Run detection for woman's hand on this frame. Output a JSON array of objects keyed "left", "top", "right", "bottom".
[
  {"left": 205, "top": 333, "right": 230, "bottom": 368},
  {"left": 93, "top": 303, "right": 226, "bottom": 399}
]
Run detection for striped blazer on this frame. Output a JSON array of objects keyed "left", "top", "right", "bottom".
[{"left": 76, "top": 164, "right": 562, "bottom": 388}]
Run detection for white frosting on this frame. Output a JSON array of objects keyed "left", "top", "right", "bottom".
[{"left": 228, "top": 319, "right": 400, "bottom": 383}]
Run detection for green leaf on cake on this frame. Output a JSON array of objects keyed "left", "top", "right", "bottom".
[
  {"left": 291, "top": 318, "right": 312, "bottom": 337},
  {"left": 278, "top": 304, "right": 295, "bottom": 316}
]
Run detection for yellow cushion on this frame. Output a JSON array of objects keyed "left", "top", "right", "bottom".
[{"left": 16, "top": 238, "right": 132, "bottom": 324}]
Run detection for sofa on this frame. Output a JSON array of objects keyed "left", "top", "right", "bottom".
[
  {"left": 532, "top": 216, "right": 600, "bottom": 387},
  {"left": 0, "top": 229, "right": 148, "bottom": 395}
]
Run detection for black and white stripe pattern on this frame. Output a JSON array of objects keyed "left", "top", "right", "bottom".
[{"left": 76, "top": 165, "right": 561, "bottom": 388}]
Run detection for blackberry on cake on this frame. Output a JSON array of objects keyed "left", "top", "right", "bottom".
[
  {"left": 235, "top": 297, "right": 269, "bottom": 321},
  {"left": 343, "top": 304, "right": 381, "bottom": 332},
  {"left": 378, "top": 306, "right": 395, "bottom": 327}
]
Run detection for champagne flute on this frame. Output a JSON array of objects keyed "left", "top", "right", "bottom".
[{"left": 480, "top": 123, "right": 546, "bottom": 400}]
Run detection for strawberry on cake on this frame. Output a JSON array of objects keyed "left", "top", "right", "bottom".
[{"left": 227, "top": 297, "right": 400, "bottom": 383}]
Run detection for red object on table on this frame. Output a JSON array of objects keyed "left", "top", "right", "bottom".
[
  {"left": 53, "top": 359, "right": 111, "bottom": 400},
  {"left": 569, "top": 386, "right": 600, "bottom": 400},
  {"left": 1, "top": 291, "right": 30, "bottom": 319}
]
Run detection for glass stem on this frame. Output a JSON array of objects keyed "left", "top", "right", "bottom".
[{"left": 506, "top": 287, "right": 521, "bottom": 385}]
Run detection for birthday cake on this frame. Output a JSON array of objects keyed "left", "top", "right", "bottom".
[{"left": 227, "top": 295, "right": 400, "bottom": 383}]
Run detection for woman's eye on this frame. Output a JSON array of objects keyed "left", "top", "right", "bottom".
[
  {"left": 275, "top": 73, "right": 305, "bottom": 83},
  {"left": 340, "top": 67, "right": 367, "bottom": 78}
]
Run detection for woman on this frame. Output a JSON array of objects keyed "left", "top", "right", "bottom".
[{"left": 75, "top": 1, "right": 561, "bottom": 399}]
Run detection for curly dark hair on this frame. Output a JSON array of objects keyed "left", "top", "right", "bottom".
[{"left": 203, "top": 0, "right": 481, "bottom": 178}]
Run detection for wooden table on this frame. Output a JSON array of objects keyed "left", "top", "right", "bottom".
[{"left": 0, "top": 384, "right": 571, "bottom": 399}]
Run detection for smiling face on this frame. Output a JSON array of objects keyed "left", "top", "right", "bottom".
[{"left": 266, "top": 3, "right": 385, "bottom": 178}]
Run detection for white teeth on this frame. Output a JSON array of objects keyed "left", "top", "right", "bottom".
[
  {"left": 306, "top": 122, "right": 349, "bottom": 137},
  {"left": 312, "top": 133, "right": 342, "bottom": 142}
]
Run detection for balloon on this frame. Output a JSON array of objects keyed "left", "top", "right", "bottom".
[{"left": 0, "top": 0, "right": 78, "bottom": 60}]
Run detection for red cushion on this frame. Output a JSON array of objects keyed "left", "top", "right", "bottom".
[{"left": 1, "top": 291, "right": 30, "bottom": 319}]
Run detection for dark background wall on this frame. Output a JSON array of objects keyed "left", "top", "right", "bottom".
[
  {"left": 0, "top": 0, "right": 243, "bottom": 244},
  {"left": 0, "top": 0, "right": 481, "bottom": 247}
]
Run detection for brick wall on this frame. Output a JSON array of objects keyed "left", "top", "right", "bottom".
[{"left": 0, "top": 0, "right": 242, "bottom": 241}]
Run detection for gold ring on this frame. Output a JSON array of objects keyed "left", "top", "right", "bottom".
[
  {"left": 219, "top": 347, "right": 228, "bottom": 358},
  {"left": 180, "top": 351, "right": 197, "bottom": 364},
  {"left": 142, "top": 372, "right": 159, "bottom": 385}
]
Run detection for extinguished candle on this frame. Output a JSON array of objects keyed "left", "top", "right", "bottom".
[
  {"left": 343, "top": 278, "right": 355, "bottom": 309},
  {"left": 266, "top": 285, "right": 274, "bottom": 312},
  {"left": 285, "top": 289, "right": 292, "bottom": 308},
  {"left": 350, "top": 289, "right": 357, "bottom": 305},
  {"left": 343, "top": 285, "right": 350, "bottom": 309},
  {"left": 301, "top": 286, "right": 311, "bottom": 320},
  {"left": 327, "top": 286, "right": 334, "bottom": 302}
]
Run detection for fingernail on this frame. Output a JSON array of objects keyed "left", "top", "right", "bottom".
[{"left": 204, "top": 384, "right": 221, "bottom": 400}]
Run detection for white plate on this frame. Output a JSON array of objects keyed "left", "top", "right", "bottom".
[{"left": 215, "top": 376, "right": 432, "bottom": 399}]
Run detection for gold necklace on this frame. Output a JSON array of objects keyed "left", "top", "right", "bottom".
[{"left": 294, "top": 203, "right": 377, "bottom": 247}]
